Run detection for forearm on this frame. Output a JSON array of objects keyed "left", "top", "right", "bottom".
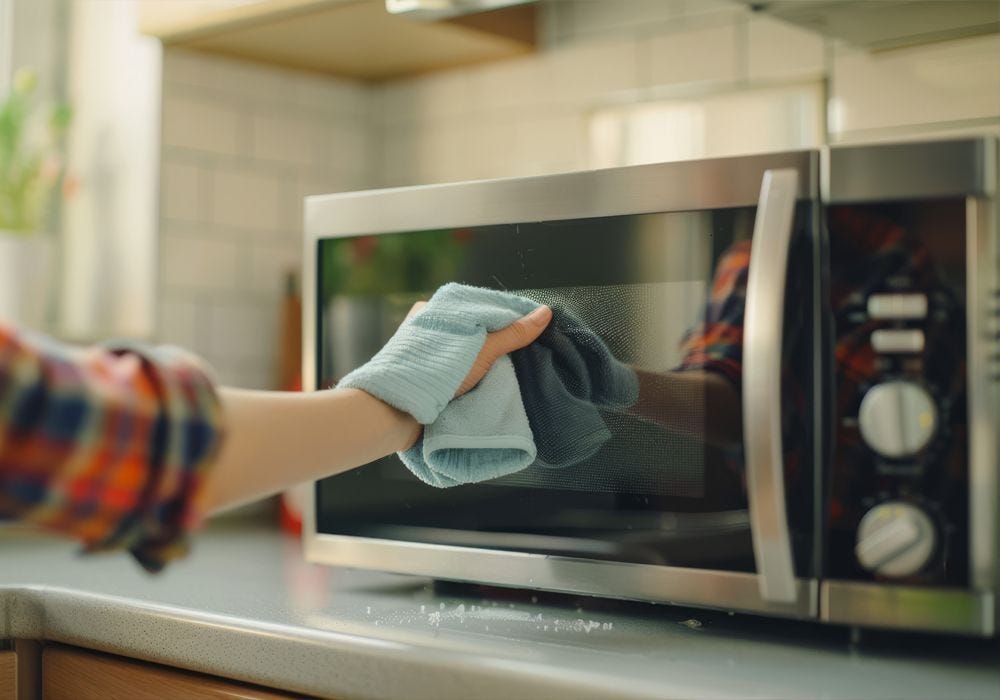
[{"left": 201, "top": 387, "right": 420, "bottom": 514}]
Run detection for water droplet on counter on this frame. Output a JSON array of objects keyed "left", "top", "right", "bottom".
[
  {"left": 366, "top": 606, "right": 371, "bottom": 615},
  {"left": 420, "top": 605, "right": 426, "bottom": 613}
]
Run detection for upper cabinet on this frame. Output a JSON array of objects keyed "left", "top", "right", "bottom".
[{"left": 139, "top": 0, "right": 537, "bottom": 81}]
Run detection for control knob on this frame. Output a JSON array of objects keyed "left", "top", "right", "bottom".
[
  {"left": 858, "top": 381, "right": 937, "bottom": 459},
  {"left": 855, "top": 501, "right": 937, "bottom": 577}
]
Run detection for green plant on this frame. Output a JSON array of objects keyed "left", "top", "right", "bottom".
[{"left": 0, "top": 68, "right": 72, "bottom": 235}]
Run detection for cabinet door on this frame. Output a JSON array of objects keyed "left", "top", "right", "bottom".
[
  {"left": 0, "top": 651, "right": 14, "bottom": 700},
  {"left": 42, "top": 645, "right": 305, "bottom": 700}
]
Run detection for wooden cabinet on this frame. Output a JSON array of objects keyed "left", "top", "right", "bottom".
[
  {"left": 0, "top": 651, "right": 15, "bottom": 700},
  {"left": 41, "top": 646, "right": 307, "bottom": 700},
  {"left": 139, "top": 0, "right": 536, "bottom": 81}
]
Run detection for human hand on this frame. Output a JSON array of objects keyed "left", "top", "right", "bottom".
[{"left": 404, "top": 301, "right": 552, "bottom": 397}]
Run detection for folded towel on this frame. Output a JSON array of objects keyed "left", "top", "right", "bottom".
[
  {"left": 399, "top": 355, "right": 536, "bottom": 487},
  {"left": 511, "top": 306, "right": 639, "bottom": 468},
  {"left": 337, "top": 283, "right": 537, "bottom": 425}
]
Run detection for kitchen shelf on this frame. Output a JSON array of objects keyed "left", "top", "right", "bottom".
[{"left": 139, "top": 0, "right": 537, "bottom": 82}]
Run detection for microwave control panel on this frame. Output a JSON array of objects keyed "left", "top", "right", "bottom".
[{"left": 825, "top": 200, "right": 969, "bottom": 586}]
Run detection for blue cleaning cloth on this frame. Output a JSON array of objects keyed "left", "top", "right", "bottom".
[
  {"left": 337, "top": 283, "right": 537, "bottom": 425},
  {"left": 340, "top": 283, "right": 639, "bottom": 487},
  {"left": 399, "top": 355, "right": 536, "bottom": 487},
  {"left": 510, "top": 306, "right": 639, "bottom": 468}
]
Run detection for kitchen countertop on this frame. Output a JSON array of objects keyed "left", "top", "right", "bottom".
[{"left": 1, "top": 522, "right": 997, "bottom": 699}]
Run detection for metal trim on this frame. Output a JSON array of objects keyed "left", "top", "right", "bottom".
[
  {"left": 307, "top": 532, "right": 817, "bottom": 618},
  {"left": 822, "top": 580, "right": 995, "bottom": 636},
  {"left": 824, "top": 137, "right": 997, "bottom": 203},
  {"left": 743, "top": 169, "right": 800, "bottom": 603},
  {"left": 304, "top": 151, "right": 818, "bottom": 239},
  {"left": 967, "top": 190, "right": 1000, "bottom": 593}
]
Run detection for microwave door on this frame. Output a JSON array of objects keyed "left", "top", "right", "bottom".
[{"left": 305, "top": 150, "right": 820, "bottom": 618}]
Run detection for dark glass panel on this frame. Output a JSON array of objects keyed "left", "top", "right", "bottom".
[{"left": 315, "top": 207, "right": 815, "bottom": 573}]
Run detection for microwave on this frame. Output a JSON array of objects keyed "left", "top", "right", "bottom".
[{"left": 302, "top": 137, "right": 999, "bottom": 637}]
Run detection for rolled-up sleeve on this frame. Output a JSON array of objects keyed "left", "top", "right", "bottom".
[{"left": 0, "top": 323, "right": 225, "bottom": 572}]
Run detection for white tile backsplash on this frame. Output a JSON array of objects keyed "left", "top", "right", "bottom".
[
  {"left": 160, "top": 160, "right": 204, "bottom": 222},
  {"left": 294, "top": 75, "right": 369, "bottom": 118},
  {"left": 830, "top": 33, "right": 1000, "bottom": 137},
  {"left": 210, "top": 168, "right": 285, "bottom": 234},
  {"left": 644, "top": 22, "right": 740, "bottom": 87},
  {"left": 465, "top": 55, "right": 549, "bottom": 113},
  {"left": 322, "top": 121, "right": 372, "bottom": 178},
  {"left": 162, "top": 49, "right": 221, "bottom": 90},
  {"left": 513, "top": 108, "right": 586, "bottom": 175},
  {"left": 157, "top": 297, "right": 202, "bottom": 349},
  {"left": 252, "top": 110, "right": 320, "bottom": 167},
  {"left": 249, "top": 242, "right": 303, "bottom": 298},
  {"left": 161, "top": 92, "right": 246, "bottom": 156},
  {"left": 747, "top": 15, "right": 826, "bottom": 82},
  {"left": 161, "top": 234, "right": 243, "bottom": 292},
  {"left": 466, "top": 116, "right": 520, "bottom": 180},
  {"left": 206, "top": 299, "right": 278, "bottom": 363},
  {"left": 159, "top": 50, "right": 374, "bottom": 389},
  {"left": 544, "top": 38, "right": 641, "bottom": 104}
]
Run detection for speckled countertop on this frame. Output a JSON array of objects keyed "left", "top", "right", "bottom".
[{"left": 0, "top": 522, "right": 997, "bottom": 700}]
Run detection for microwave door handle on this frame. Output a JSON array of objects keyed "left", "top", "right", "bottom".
[{"left": 743, "top": 168, "right": 799, "bottom": 603}]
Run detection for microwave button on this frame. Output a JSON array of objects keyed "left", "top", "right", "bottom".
[
  {"left": 867, "top": 293, "right": 928, "bottom": 319},
  {"left": 858, "top": 381, "right": 937, "bottom": 458},
  {"left": 855, "top": 501, "right": 937, "bottom": 577},
  {"left": 870, "top": 329, "right": 926, "bottom": 354}
]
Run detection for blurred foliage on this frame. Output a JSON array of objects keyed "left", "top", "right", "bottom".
[
  {"left": 320, "top": 229, "right": 467, "bottom": 298},
  {"left": 0, "top": 68, "right": 72, "bottom": 234}
]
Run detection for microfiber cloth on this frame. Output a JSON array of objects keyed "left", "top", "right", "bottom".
[
  {"left": 399, "top": 355, "right": 536, "bottom": 488},
  {"left": 339, "top": 283, "right": 639, "bottom": 487},
  {"left": 338, "top": 283, "right": 538, "bottom": 425},
  {"left": 510, "top": 307, "right": 639, "bottom": 468}
]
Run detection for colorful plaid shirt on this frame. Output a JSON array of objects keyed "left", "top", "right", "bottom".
[{"left": 0, "top": 324, "right": 225, "bottom": 572}]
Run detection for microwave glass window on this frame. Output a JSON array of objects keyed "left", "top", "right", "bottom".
[{"left": 315, "top": 208, "right": 815, "bottom": 572}]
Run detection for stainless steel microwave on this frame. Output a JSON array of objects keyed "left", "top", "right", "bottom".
[{"left": 302, "top": 137, "right": 999, "bottom": 637}]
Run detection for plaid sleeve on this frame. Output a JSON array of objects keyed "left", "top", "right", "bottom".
[
  {"left": 675, "top": 240, "right": 751, "bottom": 387},
  {"left": 0, "top": 323, "right": 225, "bottom": 572}
]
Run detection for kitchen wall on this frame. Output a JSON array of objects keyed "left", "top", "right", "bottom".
[
  {"left": 155, "top": 0, "right": 999, "bottom": 388},
  {"left": 375, "top": 0, "right": 827, "bottom": 185},
  {"left": 157, "top": 52, "right": 371, "bottom": 388},
  {"left": 375, "top": 0, "right": 999, "bottom": 184}
]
